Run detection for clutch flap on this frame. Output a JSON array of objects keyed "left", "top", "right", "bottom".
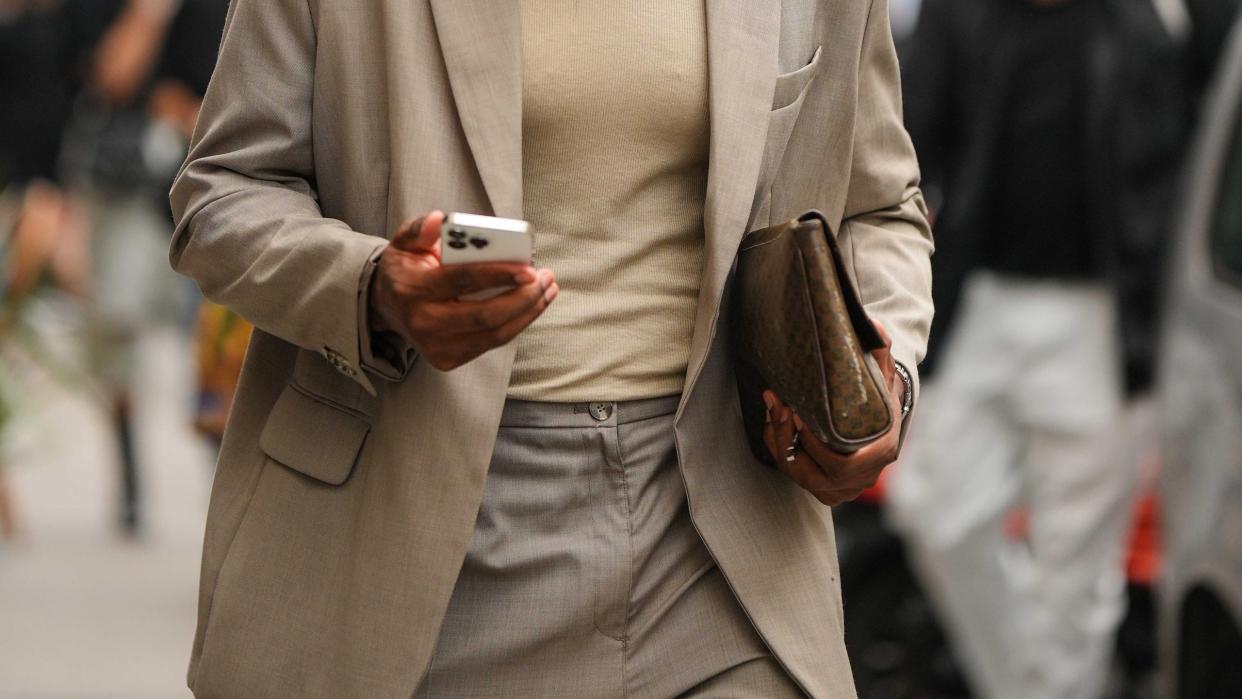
[{"left": 793, "top": 211, "right": 884, "bottom": 353}]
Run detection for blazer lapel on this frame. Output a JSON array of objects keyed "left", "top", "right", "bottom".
[
  {"left": 680, "top": 0, "right": 781, "bottom": 413},
  {"left": 429, "top": 0, "right": 523, "bottom": 219}
]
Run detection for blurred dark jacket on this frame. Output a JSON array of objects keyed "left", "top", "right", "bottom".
[
  {"left": 905, "top": 0, "right": 1189, "bottom": 392},
  {"left": 0, "top": 1, "right": 122, "bottom": 186},
  {"left": 157, "top": 0, "right": 230, "bottom": 97},
  {"left": 1186, "top": 0, "right": 1242, "bottom": 97}
]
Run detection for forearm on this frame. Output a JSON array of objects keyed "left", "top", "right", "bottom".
[
  {"left": 841, "top": 0, "right": 935, "bottom": 435},
  {"left": 841, "top": 191, "right": 934, "bottom": 399},
  {"left": 168, "top": 0, "right": 410, "bottom": 393},
  {"left": 172, "top": 166, "right": 393, "bottom": 380}
]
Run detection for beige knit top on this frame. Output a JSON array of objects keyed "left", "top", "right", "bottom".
[{"left": 507, "top": 0, "right": 710, "bottom": 402}]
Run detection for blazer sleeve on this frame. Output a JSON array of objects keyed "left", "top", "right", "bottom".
[
  {"left": 838, "top": 0, "right": 935, "bottom": 420},
  {"left": 168, "top": 0, "right": 413, "bottom": 395}
]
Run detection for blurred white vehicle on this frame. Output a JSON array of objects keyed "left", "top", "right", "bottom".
[{"left": 1158, "top": 14, "right": 1242, "bottom": 699}]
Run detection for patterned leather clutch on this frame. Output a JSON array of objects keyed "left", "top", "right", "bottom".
[{"left": 730, "top": 211, "right": 892, "bottom": 462}]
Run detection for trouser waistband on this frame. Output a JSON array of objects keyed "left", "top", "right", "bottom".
[{"left": 498, "top": 394, "right": 681, "bottom": 428}]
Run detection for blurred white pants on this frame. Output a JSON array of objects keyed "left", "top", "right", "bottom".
[
  {"left": 888, "top": 272, "right": 1141, "bottom": 699},
  {"left": 83, "top": 190, "right": 184, "bottom": 388}
]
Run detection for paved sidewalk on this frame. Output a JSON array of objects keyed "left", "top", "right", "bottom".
[{"left": 1, "top": 329, "right": 213, "bottom": 698}]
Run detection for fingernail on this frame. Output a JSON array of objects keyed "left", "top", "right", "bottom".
[
  {"left": 793, "top": 414, "right": 805, "bottom": 431},
  {"left": 763, "top": 392, "right": 776, "bottom": 411},
  {"left": 514, "top": 268, "right": 537, "bottom": 285},
  {"left": 544, "top": 283, "right": 559, "bottom": 302},
  {"left": 538, "top": 269, "right": 554, "bottom": 290},
  {"left": 779, "top": 408, "right": 791, "bottom": 424}
]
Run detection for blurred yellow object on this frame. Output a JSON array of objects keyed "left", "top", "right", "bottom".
[{"left": 193, "top": 303, "right": 252, "bottom": 441}]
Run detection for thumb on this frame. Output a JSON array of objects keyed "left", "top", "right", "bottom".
[
  {"left": 391, "top": 210, "right": 446, "bottom": 255},
  {"left": 870, "top": 319, "right": 893, "bottom": 351},
  {"left": 869, "top": 319, "right": 895, "bottom": 371}
]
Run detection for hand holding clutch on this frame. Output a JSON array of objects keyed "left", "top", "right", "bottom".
[
  {"left": 761, "top": 320, "right": 907, "bottom": 508},
  {"left": 729, "top": 210, "right": 907, "bottom": 506}
]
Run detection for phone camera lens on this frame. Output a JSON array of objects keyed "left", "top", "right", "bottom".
[
  {"left": 448, "top": 228, "right": 467, "bottom": 240},
  {"left": 448, "top": 240, "right": 468, "bottom": 250}
]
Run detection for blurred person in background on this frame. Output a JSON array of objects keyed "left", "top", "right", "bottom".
[
  {"left": 0, "top": 182, "right": 90, "bottom": 544},
  {"left": 60, "top": 0, "right": 182, "bottom": 537},
  {"left": 0, "top": 0, "right": 97, "bottom": 543},
  {"left": 2, "top": 0, "right": 227, "bottom": 537},
  {"left": 137, "top": 0, "right": 238, "bottom": 449},
  {"left": 57, "top": 0, "right": 226, "bottom": 534},
  {"left": 887, "top": 1, "right": 1189, "bottom": 698}
]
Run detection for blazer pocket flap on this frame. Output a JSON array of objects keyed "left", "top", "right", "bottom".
[
  {"left": 259, "top": 385, "right": 371, "bottom": 486},
  {"left": 772, "top": 45, "right": 822, "bottom": 111}
]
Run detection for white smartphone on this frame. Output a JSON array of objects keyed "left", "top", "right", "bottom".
[
  {"left": 439, "top": 212, "right": 534, "bottom": 300},
  {"left": 440, "top": 212, "right": 533, "bottom": 265}
]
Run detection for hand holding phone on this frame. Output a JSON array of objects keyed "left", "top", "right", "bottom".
[
  {"left": 440, "top": 213, "right": 534, "bottom": 300},
  {"left": 368, "top": 211, "right": 558, "bottom": 371}
]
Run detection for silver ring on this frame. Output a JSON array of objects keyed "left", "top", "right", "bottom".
[{"left": 785, "top": 432, "right": 801, "bottom": 462}]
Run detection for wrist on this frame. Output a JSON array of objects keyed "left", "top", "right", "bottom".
[{"left": 367, "top": 258, "right": 393, "bottom": 335}]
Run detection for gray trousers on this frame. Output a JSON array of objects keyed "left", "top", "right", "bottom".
[{"left": 415, "top": 396, "right": 803, "bottom": 698}]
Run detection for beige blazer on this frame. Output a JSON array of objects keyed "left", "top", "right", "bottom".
[{"left": 170, "top": 1, "right": 934, "bottom": 696}]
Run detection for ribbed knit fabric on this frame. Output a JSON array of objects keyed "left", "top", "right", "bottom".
[{"left": 508, "top": 0, "right": 710, "bottom": 402}]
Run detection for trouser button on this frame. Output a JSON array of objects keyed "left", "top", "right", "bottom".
[{"left": 588, "top": 402, "right": 613, "bottom": 421}]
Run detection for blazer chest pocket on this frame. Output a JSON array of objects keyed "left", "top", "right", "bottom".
[
  {"left": 259, "top": 384, "right": 372, "bottom": 486},
  {"left": 771, "top": 45, "right": 822, "bottom": 111},
  {"left": 753, "top": 46, "right": 822, "bottom": 226}
]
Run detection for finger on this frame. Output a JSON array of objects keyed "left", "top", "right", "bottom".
[
  {"left": 838, "top": 488, "right": 867, "bottom": 502},
  {"left": 816, "top": 488, "right": 867, "bottom": 508},
  {"left": 777, "top": 451, "right": 839, "bottom": 502},
  {"left": 431, "top": 274, "right": 553, "bottom": 334},
  {"left": 851, "top": 430, "right": 901, "bottom": 468},
  {"left": 762, "top": 391, "right": 797, "bottom": 465},
  {"left": 763, "top": 389, "right": 786, "bottom": 414},
  {"left": 422, "top": 262, "right": 544, "bottom": 300},
  {"left": 794, "top": 425, "right": 850, "bottom": 473},
  {"left": 799, "top": 428, "right": 898, "bottom": 490},
  {"left": 421, "top": 283, "right": 558, "bottom": 367},
  {"left": 762, "top": 392, "right": 782, "bottom": 461},
  {"left": 870, "top": 318, "right": 893, "bottom": 349},
  {"left": 868, "top": 322, "right": 898, "bottom": 385},
  {"left": 391, "top": 210, "right": 446, "bottom": 254},
  {"left": 478, "top": 281, "right": 559, "bottom": 345},
  {"left": 797, "top": 424, "right": 896, "bottom": 473},
  {"left": 389, "top": 215, "right": 427, "bottom": 252},
  {"left": 774, "top": 404, "right": 796, "bottom": 460}
]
